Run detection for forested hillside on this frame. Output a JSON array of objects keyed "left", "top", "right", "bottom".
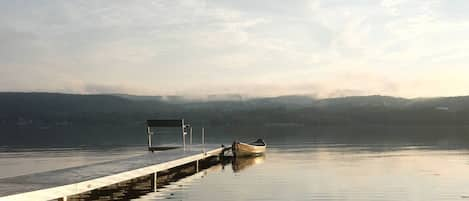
[{"left": 1, "top": 92, "right": 469, "bottom": 146}]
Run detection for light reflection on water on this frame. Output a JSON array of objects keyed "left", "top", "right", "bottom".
[
  {"left": 0, "top": 146, "right": 146, "bottom": 179},
  {"left": 133, "top": 145, "right": 469, "bottom": 201}
]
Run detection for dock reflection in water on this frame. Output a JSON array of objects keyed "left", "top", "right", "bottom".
[
  {"left": 128, "top": 155, "right": 266, "bottom": 201},
  {"left": 67, "top": 154, "right": 265, "bottom": 201}
]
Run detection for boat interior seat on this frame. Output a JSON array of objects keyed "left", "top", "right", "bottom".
[{"left": 252, "top": 139, "right": 265, "bottom": 146}]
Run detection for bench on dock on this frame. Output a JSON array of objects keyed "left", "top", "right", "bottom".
[{"left": 146, "top": 119, "right": 191, "bottom": 152}]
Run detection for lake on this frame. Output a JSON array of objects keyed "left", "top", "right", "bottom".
[
  {"left": 133, "top": 145, "right": 469, "bottom": 201},
  {"left": 2, "top": 126, "right": 469, "bottom": 200}
]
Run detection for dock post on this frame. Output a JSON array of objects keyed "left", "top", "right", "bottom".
[
  {"left": 202, "top": 127, "right": 205, "bottom": 153},
  {"left": 153, "top": 172, "right": 158, "bottom": 192},
  {"left": 147, "top": 126, "right": 152, "bottom": 151},
  {"left": 182, "top": 119, "right": 186, "bottom": 151},
  {"left": 190, "top": 127, "right": 193, "bottom": 145},
  {"left": 196, "top": 160, "right": 199, "bottom": 172},
  {"left": 202, "top": 127, "right": 205, "bottom": 145},
  {"left": 183, "top": 133, "right": 186, "bottom": 151}
]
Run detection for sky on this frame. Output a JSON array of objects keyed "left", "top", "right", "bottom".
[{"left": 1, "top": 0, "right": 469, "bottom": 98}]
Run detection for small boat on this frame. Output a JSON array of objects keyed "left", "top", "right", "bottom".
[{"left": 232, "top": 139, "right": 266, "bottom": 157}]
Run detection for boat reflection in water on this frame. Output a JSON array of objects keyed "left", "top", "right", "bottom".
[{"left": 231, "top": 154, "right": 266, "bottom": 173}]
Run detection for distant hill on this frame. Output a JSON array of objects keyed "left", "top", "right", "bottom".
[
  {"left": 2, "top": 92, "right": 469, "bottom": 123},
  {"left": 1, "top": 92, "right": 469, "bottom": 146}
]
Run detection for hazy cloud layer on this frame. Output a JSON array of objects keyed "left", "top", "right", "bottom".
[{"left": 1, "top": 0, "right": 469, "bottom": 98}]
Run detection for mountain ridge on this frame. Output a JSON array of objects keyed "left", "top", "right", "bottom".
[{"left": 2, "top": 92, "right": 469, "bottom": 146}]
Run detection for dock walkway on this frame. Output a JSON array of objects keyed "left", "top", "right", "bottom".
[{"left": 0, "top": 144, "right": 223, "bottom": 201}]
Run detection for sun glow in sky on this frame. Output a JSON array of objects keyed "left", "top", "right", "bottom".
[{"left": 1, "top": 0, "right": 469, "bottom": 98}]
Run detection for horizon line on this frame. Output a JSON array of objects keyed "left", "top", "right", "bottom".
[{"left": 0, "top": 91, "right": 466, "bottom": 101}]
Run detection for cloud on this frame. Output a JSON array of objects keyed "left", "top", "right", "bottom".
[{"left": 1, "top": 0, "right": 469, "bottom": 98}]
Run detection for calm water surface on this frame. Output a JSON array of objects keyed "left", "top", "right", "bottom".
[
  {"left": 133, "top": 144, "right": 469, "bottom": 201},
  {"left": 0, "top": 146, "right": 144, "bottom": 179},
  {"left": 2, "top": 126, "right": 469, "bottom": 200}
]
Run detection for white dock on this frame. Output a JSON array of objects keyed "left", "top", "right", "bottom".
[{"left": 0, "top": 145, "right": 223, "bottom": 201}]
